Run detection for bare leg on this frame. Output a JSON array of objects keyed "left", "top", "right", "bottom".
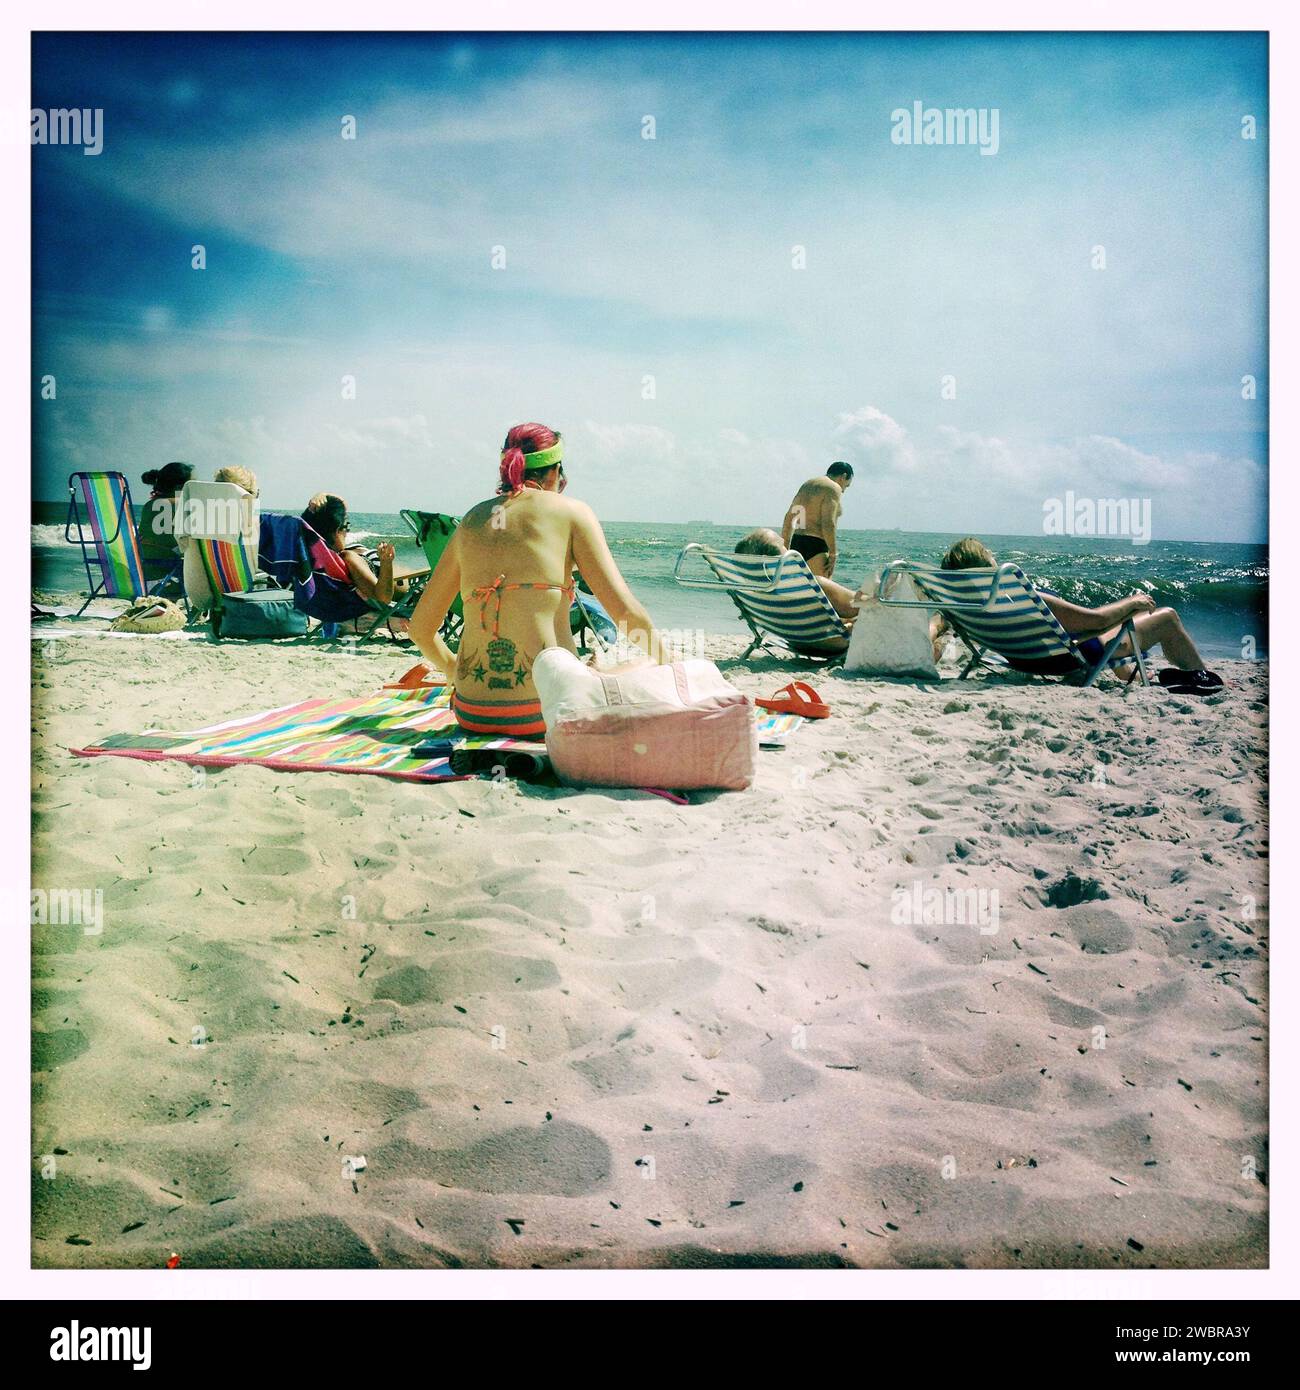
[
  {"left": 930, "top": 613, "right": 949, "bottom": 663},
  {"left": 351, "top": 612, "right": 411, "bottom": 638},
  {"left": 1099, "top": 608, "right": 1206, "bottom": 671},
  {"left": 817, "top": 576, "right": 860, "bottom": 618},
  {"left": 802, "top": 548, "right": 830, "bottom": 578}
]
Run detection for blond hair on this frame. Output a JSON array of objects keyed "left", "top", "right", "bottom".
[
  {"left": 215, "top": 465, "right": 258, "bottom": 495},
  {"left": 941, "top": 536, "right": 995, "bottom": 570}
]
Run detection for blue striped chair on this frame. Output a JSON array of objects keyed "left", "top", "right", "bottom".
[
  {"left": 673, "top": 544, "right": 851, "bottom": 660},
  {"left": 876, "top": 561, "right": 1149, "bottom": 687}
]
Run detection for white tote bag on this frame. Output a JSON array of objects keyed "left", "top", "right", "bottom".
[{"left": 843, "top": 570, "right": 939, "bottom": 679}]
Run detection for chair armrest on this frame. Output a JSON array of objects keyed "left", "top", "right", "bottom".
[
  {"left": 877, "top": 561, "right": 1018, "bottom": 612},
  {"left": 672, "top": 543, "right": 793, "bottom": 593}
]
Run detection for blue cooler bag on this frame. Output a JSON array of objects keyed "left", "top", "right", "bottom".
[{"left": 218, "top": 588, "right": 309, "bottom": 639}]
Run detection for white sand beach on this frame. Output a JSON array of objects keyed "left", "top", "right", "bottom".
[{"left": 31, "top": 630, "right": 1268, "bottom": 1269}]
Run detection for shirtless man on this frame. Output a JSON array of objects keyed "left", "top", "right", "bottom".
[
  {"left": 409, "top": 423, "right": 672, "bottom": 736},
  {"left": 781, "top": 461, "right": 853, "bottom": 576}
]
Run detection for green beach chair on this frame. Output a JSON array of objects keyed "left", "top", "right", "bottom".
[
  {"left": 399, "top": 509, "right": 463, "bottom": 646},
  {"left": 64, "top": 471, "right": 150, "bottom": 616}
]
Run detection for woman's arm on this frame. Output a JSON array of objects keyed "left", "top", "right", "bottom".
[
  {"left": 1040, "top": 591, "right": 1154, "bottom": 635},
  {"left": 569, "top": 500, "right": 673, "bottom": 663},
  {"left": 342, "top": 543, "right": 396, "bottom": 606},
  {"left": 819, "top": 575, "right": 859, "bottom": 619},
  {"left": 408, "top": 531, "right": 461, "bottom": 676}
]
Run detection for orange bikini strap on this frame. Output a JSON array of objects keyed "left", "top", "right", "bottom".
[{"left": 469, "top": 574, "right": 578, "bottom": 638}]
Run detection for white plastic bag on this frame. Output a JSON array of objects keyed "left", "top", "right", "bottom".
[{"left": 843, "top": 570, "right": 938, "bottom": 678}]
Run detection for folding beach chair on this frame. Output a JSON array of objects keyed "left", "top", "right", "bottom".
[
  {"left": 63, "top": 472, "right": 150, "bottom": 616},
  {"left": 673, "top": 543, "right": 852, "bottom": 660},
  {"left": 399, "top": 509, "right": 464, "bottom": 646},
  {"left": 282, "top": 517, "right": 419, "bottom": 645},
  {"left": 175, "top": 481, "right": 260, "bottom": 635},
  {"left": 875, "top": 560, "right": 1149, "bottom": 687}
]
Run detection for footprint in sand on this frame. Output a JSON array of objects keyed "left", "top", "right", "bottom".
[
  {"left": 1056, "top": 905, "right": 1135, "bottom": 955},
  {"left": 372, "top": 951, "right": 561, "bottom": 1006},
  {"left": 378, "top": 1119, "right": 612, "bottom": 1197},
  {"left": 32, "top": 1028, "right": 89, "bottom": 1071}
]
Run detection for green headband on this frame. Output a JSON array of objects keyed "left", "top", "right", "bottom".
[{"left": 506, "top": 439, "right": 563, "bottom": 471}]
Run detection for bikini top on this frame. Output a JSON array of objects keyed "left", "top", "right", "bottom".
[{"left": 470, "top": 573, "right": 577, "bottom": 637}]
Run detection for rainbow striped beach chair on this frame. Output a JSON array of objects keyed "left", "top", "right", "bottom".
[
  {"left": 176, "top": 481, "right": 259, "bottom": 633},
  {"left": 63, "top": 472, "right": 149, "bottom": 616}
]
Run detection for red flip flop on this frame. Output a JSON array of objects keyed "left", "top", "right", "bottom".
[
  {"left": 384, "top": 662, "right": 446, "bottom": 690},
  {"left": 755, "top": 680, "right": 831, "bottom": 719}
]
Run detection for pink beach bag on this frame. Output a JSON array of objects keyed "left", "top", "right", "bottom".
[{"left": 533, "top": 648, "right": 757, "bottom": 790}]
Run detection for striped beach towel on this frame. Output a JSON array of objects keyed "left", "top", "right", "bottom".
[
  {"left": 72, "top": 685, "right": 805, "bottom": 784},
  {"left": 196, "top": 536, "right": 257, "bottom": 597},
  {"left": 73, "top": 684, "right": 523, "bottom": 783}
]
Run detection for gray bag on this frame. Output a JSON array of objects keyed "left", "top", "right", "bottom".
[{"left": 217, "top": 588, "right": 309, "bottom": 639}]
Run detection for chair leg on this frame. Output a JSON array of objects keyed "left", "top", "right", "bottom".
[
  {"left": 958, "top": 641, "right": 984, "bottom": 679},
  {"left": 1127, "top": 620, "right": 1150, "bottom": 686},
  {"left": 1083, "top": 625, "right": 1133, "bottom": 688},
  {"left": 74, "top": 579, "right": 105, "bottom": 618}
]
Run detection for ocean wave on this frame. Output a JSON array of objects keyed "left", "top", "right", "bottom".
[{"left": 1043, "top": 577, "right": 1267, "bottom": 614}]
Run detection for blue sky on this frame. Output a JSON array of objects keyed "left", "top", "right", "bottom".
[{"left": 32, "top": 31, "right": 1268, "bottom": 541}]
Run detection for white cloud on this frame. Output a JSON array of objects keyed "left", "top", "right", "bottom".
[{"left": 833, "top": 406, "right": 917, "bottom": 474}]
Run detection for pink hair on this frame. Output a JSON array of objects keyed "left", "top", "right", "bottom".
[{"left": 498, "top": 421, "right": 560, "bottom": 495}]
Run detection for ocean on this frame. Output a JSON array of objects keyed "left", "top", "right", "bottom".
[{"left": 33, "top": 505, "right": 1268, "bottom": 663}]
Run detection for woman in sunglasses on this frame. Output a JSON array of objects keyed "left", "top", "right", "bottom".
[
  {"left": 301, "top": 493, "right": 407, "bottom": 636},
  {"left": 410, "top": 422, "right": 671, "bottom": 736}
]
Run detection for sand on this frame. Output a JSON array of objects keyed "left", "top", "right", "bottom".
[{"left": 30, "top": 625, "right": 1268, "bottom": 1269}]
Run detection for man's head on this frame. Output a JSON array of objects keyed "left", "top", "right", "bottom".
[
  {"left": 827, "top": 461, "right": 853, "bottom": 491},
  {"left": 734, "top": 528, "right": 786, "bottom": 557},
  {"left": 941, "top": 536, "right": 996, "bottom": 570}
]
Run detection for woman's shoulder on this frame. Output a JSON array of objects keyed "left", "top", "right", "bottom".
[
  {"left": 461, "top": 497, "right": 502, "bottom": 525},
  {"left": 463, "top": 492, "right": 585, "bottom": 523}
]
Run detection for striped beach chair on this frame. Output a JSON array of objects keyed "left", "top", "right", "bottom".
[
  {"left": 63, "top": 472, "right": 149, "bottom": 615},
  {"left": 673, "top": 543, "right": 851, "bottom": 659},
  {"left": 876, "top": 560, "right": 1149, "bottom": 687},
  {"left": 176, "top": 481, "right": 260, "bottom": 633}
]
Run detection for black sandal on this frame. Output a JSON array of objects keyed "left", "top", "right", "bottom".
[{"left": 1159, "top": 668, "right": 1224, "bottom": 695}]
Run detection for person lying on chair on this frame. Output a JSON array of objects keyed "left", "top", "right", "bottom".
[
  {"left": 734, "top": 529, "right": 861, "bottom": 621},
  {"left": 736, "top": 529, "right": 951, "bottom": 662},
  {"left": 940, "top": 536, "right": 1222, "bottom": 693},
  {"left": 303, "top": 493, "right": 409, "bottom": 637}
]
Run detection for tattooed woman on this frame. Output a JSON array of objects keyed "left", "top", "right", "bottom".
[{"left": 409, "top": 423, "right": 672, "bottom": 736}]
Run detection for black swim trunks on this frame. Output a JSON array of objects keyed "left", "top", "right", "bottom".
[{"left": 789, "top": 533, "right": 829, "bottom": 563}]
